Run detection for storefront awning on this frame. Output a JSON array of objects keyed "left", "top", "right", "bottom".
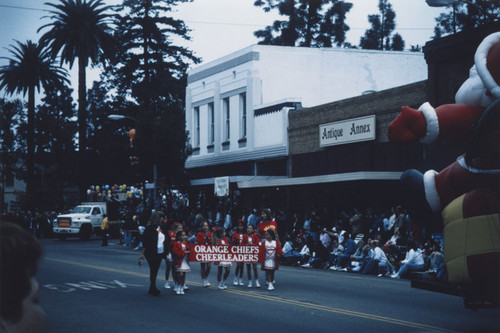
[{"left": 236, "top": 171, "right": 402, "bottom": 189}]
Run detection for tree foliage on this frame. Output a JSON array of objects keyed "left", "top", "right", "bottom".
[
  {"left": 254, "top": 0, "right": 353, "bottom": 47},
  {"left": 98, "top": 0, "right": 200, "bottom": 188},
  {"left": 0, "top": 99, "right": 23, "bottom": 213},
  {"left": 433, "top": 0, "right": 500, "bottom": 38},
  {"left": 0, "top": 40, "right": 69, "bottom": 209},
  {"left": 359, "top": 0, "right": 405, "bottom": 51},
  {"left": 39, "top": 0, "right": 115, "bottom": 154}
]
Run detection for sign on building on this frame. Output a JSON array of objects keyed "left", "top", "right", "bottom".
[
  {"left": 214, "top": 176, "right": 230, "bottom": 197},
  {"left": 319, "top": 115, "right": 376, "bottom": 147}
]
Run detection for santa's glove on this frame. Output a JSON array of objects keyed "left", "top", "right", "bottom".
[
  {"left": 388, "top": 106, "right": 426, "bottom": 143},
  {"left": 389, "top": 102, "right": 485, "bottom": 144}
]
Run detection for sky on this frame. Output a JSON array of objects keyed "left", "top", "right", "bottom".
[{"left": 0, "top": 0, "right": 447, "bottom": 102}]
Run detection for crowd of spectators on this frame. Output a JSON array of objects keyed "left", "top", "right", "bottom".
[{"left": 1, "top": 185, "right": 446, "bottom": 283}]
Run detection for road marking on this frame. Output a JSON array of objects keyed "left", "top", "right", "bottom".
[{"left": 46, "top": 257, "right": 451, "bottom": 332}]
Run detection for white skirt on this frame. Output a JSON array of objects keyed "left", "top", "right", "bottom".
[
  {"left": 177, "top": 258, "right": 191, "bottom": 272},
  {"left": 215, "top": 261, "right": 232, "bottom": 267}
]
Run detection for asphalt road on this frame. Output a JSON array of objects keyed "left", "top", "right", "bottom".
[{"left": 37, "top": 237, "right": 500, "bottom": 333}]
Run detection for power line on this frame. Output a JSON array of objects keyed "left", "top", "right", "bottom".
[
  {"left": 0, "top": 4, "right": 46, "bottom": 12},
  {"left": 0, "top": 4, "right": 434, "bottom": 31}
]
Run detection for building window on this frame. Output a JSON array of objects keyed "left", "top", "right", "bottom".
[
  {"left": 239, "top": 93, "right": 247, "bottom": 139},
  {"left": 208, "top": 102, "right": 214, "bottom": 145},
  {"left": 223, "top": 97, "right": 230, "bottom": 141},
  {"left": 194, "top": 106, "right": 200, "bottom": 148}
]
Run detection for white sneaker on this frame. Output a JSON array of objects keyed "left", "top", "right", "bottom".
[
  {"left": 183, "top": 284, "right": 189, "bottom": 291},
  {"left": 223, "top": 282, "right": 228, "bottom": 290},
  {"left": 268, "top": 282, "right": 274, "bottom": 291},
  {"left": 239, "top": 278, "right": 244, "bottom": 286},
  {"left": 255, "top": 280, "right": 261, "bottom": 288},
  {"left": 205, "top": 280, "right": 211, "bottom": 287},
  {"left": 329, "top": 266, "right": 338, "bottom": 271},
  {"left": 391, "top": 274, "right": 400, "bottom": 279},
  {"left": 233, "top": 278, "right": 238, "bottom": 286},
  {"left": 218, "top": 282, "right": 224, "bottom": 290},
  {"left": 301, "top": 263, "right": 311, "bottom": 268},
  {"left": 164, "top": 282, "right": 171, "bottom": 289},
  {"left": 248, "top": 281, "right": 252, "bottom": 288},
  {"left": 176, "top": 287, "right": 181, "bottom": 295},
  {"left": 180, "top": 287, "right": 185, "bottom": 295}
]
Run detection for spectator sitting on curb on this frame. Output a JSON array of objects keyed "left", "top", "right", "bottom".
[
  {"left": 330, "top": 233, "right": 357, "bottom": 271},
  {"left": 391, "top": 240, "right": 425, "bottom": 279},
  {"left": 360, "top": 240, "right": 389, "bottom": 275},
  {"left": 301, "top": 240, "right": 329, "bottom": 268},
  {"left": 325, "top": 237, "right": 344, "bottom": 268}
]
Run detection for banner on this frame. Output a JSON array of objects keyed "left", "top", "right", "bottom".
[
  {"left": 214, "top": 176, "right": 230, "bottom": 197},
  {"left": 189, "top": 244, "right": 261, "bottom": 263}
]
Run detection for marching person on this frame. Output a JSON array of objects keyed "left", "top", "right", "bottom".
[
  {"left": 172, "top": 230, "right": 191, "bottom": 295},
  {"left": 196, "top": 221, "right": 213, "bottom": 287},
  {"left": 138, "top": 211, "right": 168, "bottom": 296},
  {"left": 261, "top": 229, "right": 283, "bottom": 291},
  {"left": 243, "top": 224, "right": 261, "bottom": 288},
  {"left": 231, "top": 220, "right": 246, "bottom": 286},
  {"left": 214, "top": 228, "right": 232, "bottom": 290},
  {"left": 164, "top": 222, "right": 180, "bottom": 290},
  {"left": 258, "top": 208, "right": 279, "bottom": 241}
]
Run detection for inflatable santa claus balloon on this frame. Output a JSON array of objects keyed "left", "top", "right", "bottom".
[{"left": 388, "top": 32, "right": 500, "bottom": 306}]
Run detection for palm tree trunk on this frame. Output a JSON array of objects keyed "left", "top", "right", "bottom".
[
  {"left": 78, "top": 56, "right": 87, "bottom": 200},
  {"left": 78, "top": 58, "right": 87, "bottom": 153},
  {"left": 26, "top": 86, "right": 35, "bottom": 210}
]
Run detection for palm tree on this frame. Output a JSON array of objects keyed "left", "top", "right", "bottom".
[
  {"left": 0, "top": 40, "right": 69, "bottom": 209},
  {"left": 38, "top": 0, "right": 113, "bottom": 154}
]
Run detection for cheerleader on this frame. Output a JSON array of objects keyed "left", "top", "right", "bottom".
[
  {"left": 214, "top": 228, "right": 231, "bottom": 290},
  {"left": 196, "top": 221, "right": 213, "bottom": 287},
  {"left": 172, "top": 230, "right": 191, "bottom": 295},
  {"left": 165, "top": 223, "right": 183, "bottom": 290},
  {"left": 261, "top": 229, "right": 283, "bottom": 291},
  {"left": 243, "top": 224, "right": 260, "bottom": 288},
  {"left": 231, "top": 220, "right": 246, "bottom": 286}
]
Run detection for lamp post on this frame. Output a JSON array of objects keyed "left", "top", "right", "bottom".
[{"left": 107, "top": 114, "right": 159, "bottom": 212}]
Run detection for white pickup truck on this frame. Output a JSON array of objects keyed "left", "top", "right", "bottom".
[{"left": 53, "top": 202, "right": 108, "bottom": 240}]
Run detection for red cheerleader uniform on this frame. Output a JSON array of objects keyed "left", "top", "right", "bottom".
[
  {"left": 231, "top": 231, "right": 245, "bottom": 245},
  {"left": 242, "top": 234, "right": 260, "bottom": 246},
  {"left": 172, "top": 241, "right": 191, "bottom": 272},
  {"left": 215, "top": 238, "right": 232, "bottom": 267},
  {"left": 196, "top": 231, "right": 213, "bottom": 245},
  {"left": 259, "top": 240, "right": 283, "bottom": 271}
]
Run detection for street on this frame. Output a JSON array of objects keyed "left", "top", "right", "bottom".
[{"left": 38, "top": 237, "right": 500, "bottom": 333}]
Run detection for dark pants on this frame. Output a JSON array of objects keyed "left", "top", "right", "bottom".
[
  {"left": 101, "top": 231, "right": 108, "bottom": 246},
  {"left": 146, "top": 253, "right": 163, "bottom": 291}
]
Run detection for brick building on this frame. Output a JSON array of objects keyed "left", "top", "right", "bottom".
[{"left": 238, "top": 81, "right": 427, "bottom": 213}]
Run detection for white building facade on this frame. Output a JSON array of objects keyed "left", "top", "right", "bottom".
[{"left": 185, "top": 45, "right": 427, "bottom": 186}]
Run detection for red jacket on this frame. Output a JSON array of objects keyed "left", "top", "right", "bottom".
[
  {"left": 172, "top": 241, "right": 189, "bottom": 267},
  {"left": 242, "top": 234, "right": 260, "bottom": 246},
  {"left": 196, "top": 231, "right": 212, "bottom": 245},
  {"left": 231, "top": 232, "right": 245, "bottom": 245},
  {"left": 258, "top": 220, "right": 278, "bottom": 239}
]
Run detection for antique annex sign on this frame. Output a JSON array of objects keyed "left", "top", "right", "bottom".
[
  {"left": 319, "top": 115, "right": 376, "bottom": 147},
  {"left": 189, "top": 245, "right": 261, "bottom": 263}
]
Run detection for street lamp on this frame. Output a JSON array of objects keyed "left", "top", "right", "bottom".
[
  {"left": 107, "top": 114, "right": 159, "bottom": 211},
  {"left": 107, "top": 114, "right": 138, "bottom": 122}
]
